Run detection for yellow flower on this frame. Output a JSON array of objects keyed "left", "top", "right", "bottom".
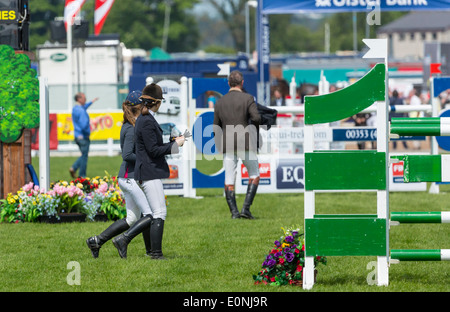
[
  {"left": 282, "top": 243, "right": 290, "bottom": 248},
  {"left": 13, "top": 195, "right": 18, "bottom": 200},
  {"left": 76, "top": 183, "right": 83, "bottom": 189},
  {"left": 62, "top": 181, "right": 68, "bottom": 186}
]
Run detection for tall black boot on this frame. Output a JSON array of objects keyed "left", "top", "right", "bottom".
[
  {"left": 112, "top": 215, "right": 152, "bottom": 259},
  {"left": 86, "top": 218, "right": 130, "bottom": 258},
  {"left": 142, "top": 223, "right": 152, "bottom": 256},
  {"left": 150, "top": 218, "right": 166, "bottom": 260},
  {"left": 225, "top": 185, "right": 240, "bottom": 219},
  {"left": 241, "top": 179, "right": 259, "bottom": 219}
]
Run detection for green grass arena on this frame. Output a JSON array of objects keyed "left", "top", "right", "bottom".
[{"left": 0, "top": 155, "right": 448, "bottom": 292}]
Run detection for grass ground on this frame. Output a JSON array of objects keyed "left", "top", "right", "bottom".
[{"left": 0, "top": 156, "right": 448, "bottom": 292}]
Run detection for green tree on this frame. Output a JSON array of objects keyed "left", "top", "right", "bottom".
[
  {"left": 28, "top": 0, "right": 200, "bottom": 52},
  {"left": 325, "top": 12, "right": 407, "bottom": 52},
  {"left": 269, "top": 14, "right": 323, "bottom": 53},
  {"left": 95, "top": 0, "right": 200, "bottom": 52},
  {"left": 206, "top": 0, "right": 247, "bottom": 52},
  {"left": 28, "top": 0, "right": 65, "bottom": 52},
  {"left": 0, "top": 45, "right": 39, "bottom": 143}
]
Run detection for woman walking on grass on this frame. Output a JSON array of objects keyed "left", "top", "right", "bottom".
[
  {"left": 112, "top": 83, "right": 185, "bottom": 260},
  {"left": 86, "top": 90, "right": 153, "bottom": 258}
]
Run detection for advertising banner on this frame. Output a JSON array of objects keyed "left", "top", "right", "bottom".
[
  {"left": 262, "top": 0, "right": 450, "bottom": 14},
  {"left": 154, "top": 80, "right": 187, "bottom": 195},
  {"left": 56, "top": 111, "right": 123, "bottom": 141},
  {"left": 235, "top": 154, "right": 426, "bottom": 193},
  {"left": 31, "top": 113, "right": 58, "bottom": 150}
]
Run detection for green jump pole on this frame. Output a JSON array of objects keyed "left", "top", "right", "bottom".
[
  {"left": 391, "top": 212, "right": 450, "bottom": 223},
  {"left": 391, "top": 117, "right": 441, "bottom": 124},
  {"left": 390, "top": 124, "right": 441, "bottom": 136},
  {"left": 391, "top": 249, "right": 450, "bottom": 261},
  {"left": 390, "top": 117, "right": 450, "bottom": 136}
]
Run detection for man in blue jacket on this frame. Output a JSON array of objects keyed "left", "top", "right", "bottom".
[{"left": 69, "top": 92, "right": 98, "bottom": 178}]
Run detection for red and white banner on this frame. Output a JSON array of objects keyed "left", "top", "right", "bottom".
[
  {"left": 94, "top": 0, "right": 115, "bottom": 35},
  {"left": 64, "top": 0, "right": 86, "bottom": 29}
]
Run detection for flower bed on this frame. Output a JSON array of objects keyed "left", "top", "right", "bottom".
[
  {"left": 253, "top": 227, "right": 327, "bottom": 286},
  {"left": 0, "top": 173, "right": 126, "bottom": 223}
]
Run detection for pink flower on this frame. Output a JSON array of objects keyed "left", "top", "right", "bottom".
[
  {"left": 22, "top": 182, "right": 34, "bottom": 192},
  {"left": 96, "top": 182, "right": 108, "bottom": 194}
]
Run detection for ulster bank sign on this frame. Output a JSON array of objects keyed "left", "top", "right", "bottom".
[{"left": 262, "top": 0, "right": 450, "bottom": 13}]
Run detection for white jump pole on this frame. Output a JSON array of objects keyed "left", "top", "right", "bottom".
[{"left": 39, "top": 77, "right": 50, "bottom": 191}]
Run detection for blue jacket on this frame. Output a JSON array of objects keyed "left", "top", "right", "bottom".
[{"left": 72, "top": 101, "right": 93, "bottom": 139}]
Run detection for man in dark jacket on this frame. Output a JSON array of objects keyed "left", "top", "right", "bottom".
[{"left": 213, "top": 70, "right": 261, "bottom": 219}]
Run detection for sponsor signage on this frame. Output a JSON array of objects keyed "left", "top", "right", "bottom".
[
  {"left": 0, "top": 9, "right": 17, "bottom": 24},
  {"left": 392, "top": 160, "right": 404, "bottom": 183},
  {"left": 276, "top": 158, "right": 305, "bottom": 190},
  {"left": 50, "top": 53, "right": 68, "bottom": 62},
  {"left": 241, "top": 163, "right": 271, "bottom": 185},
  {"left": 262, "top": 0, "right": 449, "bottom": 14}
]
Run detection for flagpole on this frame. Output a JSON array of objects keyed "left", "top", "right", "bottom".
[{"left": 67, "top": 17, "right": 73, "bottom": 113}]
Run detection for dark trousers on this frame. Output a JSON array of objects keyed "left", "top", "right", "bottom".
[{"left": 72, "top": 137, "right": 90, "bottom": 177}]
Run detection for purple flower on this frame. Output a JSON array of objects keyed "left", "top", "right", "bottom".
[
  {"left": 292, "top": 231, "right": 299, "bottom": 237},
  {"left": 274, "top": 240, "right": 281, "bottom": 247},
  {"left": 285, "top": 252, "right": 294, "bottom": 262},
  {"left": 284, "top": 247, "right": 291, "bottom": 253},
  {"left": 274, "top": 251, "right": 282, "bottom": 258},
  {"left": 285, "top": 235, "right": 294, "bottom": 243},
  {"left": 267, "top": 259, "right": 276, "bottom": 267}
]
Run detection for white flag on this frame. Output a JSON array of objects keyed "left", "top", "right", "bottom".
[
  {"left": 362, "top": 39, "right": 387, "bottom": 60},
  {"left": 64, "top": 0, "right": 86, "bottom": 29}
]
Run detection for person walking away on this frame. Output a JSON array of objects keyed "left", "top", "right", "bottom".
[
  {"left": 213, "top": 70, "right": 261, "bottom": 219},
  {"left": 86, "top": 91, "right": 153, "bottom": 258},
  {"left": 70, "top": 92, "right": 98, "bottom": 178},
  {"left": 113, "top": 83, "right": 185, "bottom": 259}
]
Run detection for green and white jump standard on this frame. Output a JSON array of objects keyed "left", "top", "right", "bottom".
[
  {"left": 303, "top": 57, "right": 390, "bottom": 289},
  {"left": 302, "top": 39, "right": 448, "bottom": 290}
]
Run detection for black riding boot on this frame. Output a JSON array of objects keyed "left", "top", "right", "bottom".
[
  {"left": 112, "top": 215, "right": 152, "bottom": 258},
  {"left": 86, "top": 218, "right": 130, "bottom": 258},
  {"left": 241, "top": 180, "right": 259, "bottom": 219},
  {"left": 142, "top": 223, "right": 152, "bottom": 256},
  {"left": 150, "top": 218, "right": 166, "bottom": 260},
  {"left": 225, "top": 185, "right": 240, "bottom": 219}
]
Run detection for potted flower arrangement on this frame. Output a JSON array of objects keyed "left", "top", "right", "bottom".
[
  {"left": 253, "top": 227, "right": 327, "bottom": 286},
  {"left": 0, "top": 174, "right": 126, "bottom": 223},
  {"left": 86, "top": 175, "right": 126, "bottom": 221}
]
